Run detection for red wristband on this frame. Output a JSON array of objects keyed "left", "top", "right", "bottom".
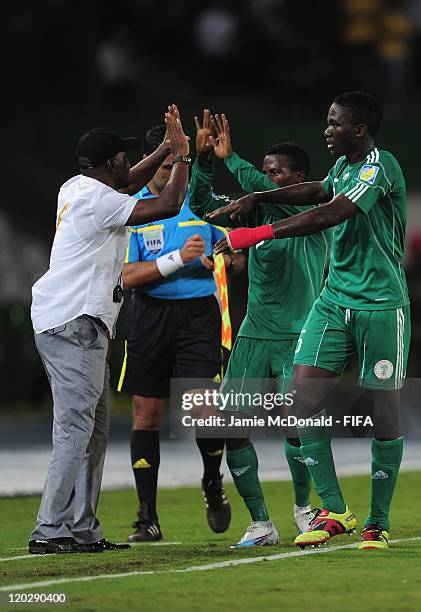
[{"left": 226, "top": 225, "right": 275, "bottom": 250}]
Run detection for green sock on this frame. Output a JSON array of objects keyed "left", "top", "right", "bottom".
[
  {"left": 299, "top": 411, "right": 346, "bottom": 514},
  {"left": 284, "top": 438, "right": 311, "bottom": 507},
  {"left": 365, "top": 437, "right": 403, "bottom": 532},
  {"left": 226, "top": 443, "right": 269, "bottom": 522}
]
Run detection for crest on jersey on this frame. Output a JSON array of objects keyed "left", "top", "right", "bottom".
[
  {"left": 374, "top": 360, "right": 394, "bottom": 380},
  {"left": 143, "top": 229, "right": 164, "bottom": 254},
  {"left": 358, "top": 164, "right": 379, "bottom": 185}
]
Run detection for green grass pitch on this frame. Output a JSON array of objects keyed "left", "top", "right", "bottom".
[{"left": 1, "top": 472, "right": 420, "bottom": 611}]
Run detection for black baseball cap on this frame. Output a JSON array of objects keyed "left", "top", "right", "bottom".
[{"left": 77, "top": 127, "right": 141, "bottom": 169}]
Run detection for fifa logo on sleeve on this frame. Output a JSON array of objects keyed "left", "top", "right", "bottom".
[{"left": 358, "top": 164, "right": 379, "bottom": 185}]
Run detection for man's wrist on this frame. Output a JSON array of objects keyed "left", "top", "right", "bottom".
[
  {"left": 156, "top": 249, "right": 185, "bottom": 277},
  {"left": 227, "top": 225, "right": 275, "bottom": 250},
  {"left": 156, "top": 141, "right": 171, "bottom": 156},
  {"left": 224, "top": 151, "right": 240, "bottom": 169},
  {"left": 173, "top": 155, "right": 191, "bottom": 165}
]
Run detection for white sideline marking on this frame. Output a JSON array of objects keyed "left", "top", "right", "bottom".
[
  {"left": 1, "top": 554, "right": 45, "bottom": 562},
  {"left": 2, "top": 541, "right": 229, "bottom": 562},
  {"left": 1, "top": 536, "right": 420, "bottom": 592},
  {"left": 1, "top": 542, "right": 183, "bottom": 562}
]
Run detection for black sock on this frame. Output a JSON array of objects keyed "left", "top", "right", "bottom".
[
  {"left": 130, "top": 430, "right": 160, "bottom": 520},
  {"left": 196, "top": 437, "right": 224, "bottom": 485}
]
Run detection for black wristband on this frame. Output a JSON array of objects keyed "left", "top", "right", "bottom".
[{"left": 173, "top": 155, "right": 191, "bottom": 165}]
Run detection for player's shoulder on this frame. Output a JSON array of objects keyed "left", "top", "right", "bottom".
[
  {"left": 358, "top": 148, "right": 401, "bottom": 187},
  {"left": 60, "top": 175, "right": 80, "bottom": 190},
  {"left": 60, "top": 174, "right": 97, "bottom": 196},
  {"left": 377, "top": 149, "right": 404, "bottom": 181},
  {"left": 370, "top": 147, "right": 401, "bottom": 169}
]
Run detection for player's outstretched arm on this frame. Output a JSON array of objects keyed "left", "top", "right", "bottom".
[
  {"left": 191, "top": 110, "right": 262, "bottom": 227},
  {"left": 213, "top": 194, "right": 358, "bottom": 254},
  {"left": 212, "top": 113, "right": 274, "bottom": 194},
  {"left": 190, "top": 156, "right": 240, "bottom": 227},
  {"left": 126, "top": 107, "right": 189, "bottom": 226},
  {"left": 207, "top": 180, "right": 328, "bottom": 222},
  {"left": 189, "top": 109, "right": 241, "bottom": 227}
]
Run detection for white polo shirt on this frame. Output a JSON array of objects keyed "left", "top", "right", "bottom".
[{"left": 31, "top": 175, "right": 137, "bottom": 337}]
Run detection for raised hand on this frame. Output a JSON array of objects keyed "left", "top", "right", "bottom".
[
  {"left": 211, "top": 113, "right": 233, "bottom": 160},
  {"left": 165, "top": 104, "right": 189, "bottom": 157},
  {"left": 194, "top": 109, "right": 214, "bottom": 157},
  {"left": 206, "top": 193, "right": 259, "bottom": 222}
]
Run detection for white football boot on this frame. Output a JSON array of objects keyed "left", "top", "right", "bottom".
[
  {"left": 293, "top": 504, "right": 313, "bottom": 533},
  {"left": 231, "top": 520, "right": 279, "bottom": 548}
]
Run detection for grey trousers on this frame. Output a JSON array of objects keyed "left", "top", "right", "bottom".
[{"left": 30, "top": 316, "right": 109, "bottom": 543}]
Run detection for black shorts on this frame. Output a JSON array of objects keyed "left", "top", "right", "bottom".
[{"left": 122, "top": 292, "right": 222, "bottom": 398}]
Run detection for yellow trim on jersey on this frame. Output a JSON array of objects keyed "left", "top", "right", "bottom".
[
  {"left": 128, "top": 221, "right": 227, "bottom": 233},
  {"left": 124, "top": 238, "right": 132, "bottom": 264},
  {"left": 129, "top": 224, "right": 165, "bottom": 233},
  {"left": 178, "top": 220, "right": 207, "bottom": 227},
  {"left": 117, "top": 340, "right": 128, "bottom": 392}
]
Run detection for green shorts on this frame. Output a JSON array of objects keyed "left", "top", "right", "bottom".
[
  {"left": 293, "top": 296, "right": 411, "bottom": 390},
  {"left": 218, "top": 336, "right": 297, "bottom": 414}
]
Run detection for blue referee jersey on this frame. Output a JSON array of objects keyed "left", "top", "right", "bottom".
[{"left": 126, "top": 186, "right": 226, "bottom": 299}]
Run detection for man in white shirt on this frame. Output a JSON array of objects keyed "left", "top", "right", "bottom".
[{"left": 29, "top": 106, "right": 190, "bottom": 554}]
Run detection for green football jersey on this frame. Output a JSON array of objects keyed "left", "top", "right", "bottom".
[
  {"left": 190, "top": 154, "right": 331, "bottom": 340},
  {"left": 322, "top": 147, "right": 409, "bottom": 310}
]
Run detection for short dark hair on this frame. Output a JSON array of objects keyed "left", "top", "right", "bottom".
[
  {"left": 143, "top": 124, "right": 166, "bottom": 155},
  {"left": 333, "top": 91, "right": 383, "bottom": 136},
  {"left": 265, "top": 143, "right": 310, "bottom": 178}
]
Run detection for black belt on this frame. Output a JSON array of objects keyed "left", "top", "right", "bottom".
[{"left": 85, "top": 315, "right": 109, "bottom": 335}]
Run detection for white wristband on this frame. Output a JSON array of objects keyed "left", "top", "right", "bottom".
[{"left": 156, "top": 249, "right": 185, "bottom": 277}]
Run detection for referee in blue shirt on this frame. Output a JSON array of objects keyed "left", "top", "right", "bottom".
[{"left": 120, "top": 124, "right": 242, "bottom": 542}]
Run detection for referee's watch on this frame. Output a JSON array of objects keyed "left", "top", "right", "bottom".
[{"left": 173, "top": 155, "right": 191, "bottom": 165}]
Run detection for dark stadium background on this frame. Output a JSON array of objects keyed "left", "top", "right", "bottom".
[{"left": 2, "top": 0, "right": 421, "bottom": 413}]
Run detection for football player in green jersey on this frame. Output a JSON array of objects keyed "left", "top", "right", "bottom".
[
  {"left": 190, "top": 110, "right": 331, "bottom": 547},
  {"left": 213, "top": 91, "right": 410, "bottom": 551}
]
